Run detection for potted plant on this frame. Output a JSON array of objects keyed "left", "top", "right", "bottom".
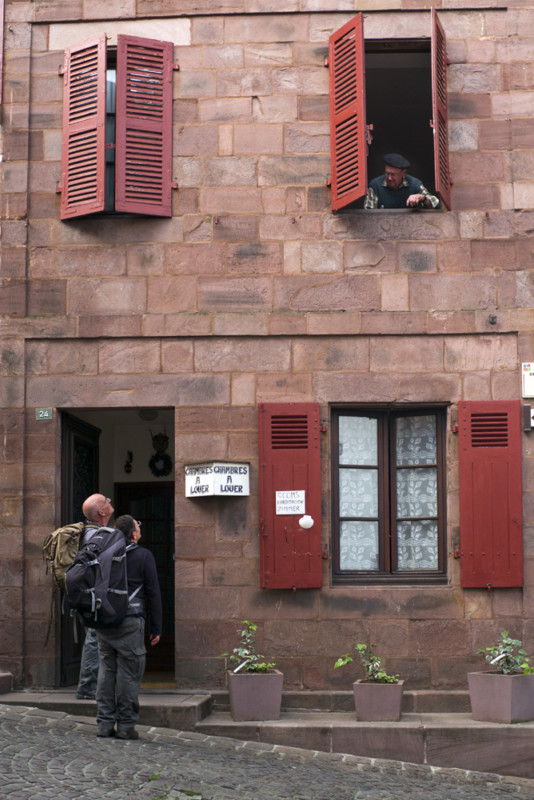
[
  {"left": 468, "top": 630, "right": 534, "bottom": 723},
  {"left": 334, "top": 643, "right": 404, "bottom": 721},
  {"left": 221, "top": 620, "right": 283, "bottom": 721}
]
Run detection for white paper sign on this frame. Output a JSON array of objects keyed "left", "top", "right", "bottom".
[
  {"left": 276, "top": 490, "right": 305, "bottom": 515},
  {"left": 522, "top": 363, "right": 534, "bottom": 398},
  {"left": 185, "top": 462, "right": 250, "bottom": 497}
]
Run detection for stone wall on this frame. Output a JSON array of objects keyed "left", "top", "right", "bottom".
[{"left": 1, "top": 0, "right": 534, "bottom": 690}]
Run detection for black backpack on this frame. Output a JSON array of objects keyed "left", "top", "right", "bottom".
[{"left": 64, "top": 527, "right": 138, "bottom": 629}]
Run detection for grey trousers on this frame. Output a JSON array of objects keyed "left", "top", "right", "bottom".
[
  {"left": 96, "top": 616, "right": 146, "bottom": 732},
  {"left": 77, "top": 626, "right": 99, "bottom": 697}
]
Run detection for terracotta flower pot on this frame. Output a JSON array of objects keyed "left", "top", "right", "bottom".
[
  {"left": 227, "top": 669, "right": 284, "bottom": 721},
  {"left": 468, "top": 671, "right": 534, "bottom": 723},
  {"left": 352, "top": 679, "right": 404, "bottom": 721}
]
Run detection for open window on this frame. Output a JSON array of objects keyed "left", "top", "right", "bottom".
[
  {"left": 59, "top": 33, "right": 175, "bottom": 220},
  {"left": 328, "top": 10, "right": 451, "bottom": 212}
]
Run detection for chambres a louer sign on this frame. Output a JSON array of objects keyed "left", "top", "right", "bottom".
[{"left": 185, "top": 462, "right": 250, "bottom": 497}]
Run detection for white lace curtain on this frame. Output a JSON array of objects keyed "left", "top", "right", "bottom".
[{"left": 339, "top": 414, "right": 438, "bottom": 571}]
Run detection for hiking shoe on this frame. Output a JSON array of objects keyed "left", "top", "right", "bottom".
[
  {"left": 97, "top": 726, "right": 116, "bottom": 738},
  {"left": 76, "top": 693, "right": 96, "bottom": 700},
  {"left": 116, "top": 728, "right": 139, "bottom": 740}
]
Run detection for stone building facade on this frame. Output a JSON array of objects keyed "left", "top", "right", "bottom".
[{"left": 1, "top": 0, "right": 534, "bottom": 693}]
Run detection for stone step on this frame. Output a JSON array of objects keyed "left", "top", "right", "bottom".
[
  {"left": 210, "top": 688, "right": 472, "bottom": 714},
  {"left": 4, "top": 688, "right": 534, "bottom": 780},
  {"left": 197, "top": 709, "right": 534, "bottom": 781}
]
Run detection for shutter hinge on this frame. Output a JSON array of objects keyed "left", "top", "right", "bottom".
[
  {"left": 324, "top": 56, "right": 329, "bottom": 67},
  {"left": 320, "top": 423, "right": 327, "bottom": 433},
  {"left": 322, "top": 550, "right": 328, "bottom": 560},
  {"left": 326, "top": 177, "right": 331, "bottom": 187},
  {"left": 171, "top": 181, "right": 178, "bottom": 190},
  {"left": 56, "top": 181, "right": 62, "bottom": 194},
  {"left": 174, "top": 62, "right": 180, "bottom": 71},
  {"left": 58, "top": 66, "right": 65, "bottom": 76},
  {"left": 453, "top": 549, "right": 461, "bottom": 559}
]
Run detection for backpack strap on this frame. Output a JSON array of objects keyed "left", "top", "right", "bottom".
[{"left": 125, "top": 543, "right": 142, "bottom": 608}]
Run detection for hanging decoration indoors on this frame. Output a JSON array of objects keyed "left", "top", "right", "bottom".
[
  {"left": 148, "top": 431, "right": 173, "bottom": 478},
  {"left": 124, "top": 450, "right": 133, "bottom": 474}
]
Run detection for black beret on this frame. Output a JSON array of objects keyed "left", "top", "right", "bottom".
[{"left": 383, "top": 153, "right": 411, "bottom": 169}]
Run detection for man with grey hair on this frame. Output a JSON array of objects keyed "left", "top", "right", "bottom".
[{"left": 75, "top": 493, "right": 115, "bottom": 700}]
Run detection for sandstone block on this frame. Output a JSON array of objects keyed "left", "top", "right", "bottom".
[
  {"left": 226, "top": 242, "right": 282, "bottom": 274},
  {"left": 234, "top": 123, "right": 283, "bottom": 154},
  {"left": 293, "top": 337, "right": 369, "bottom": 372},
  {"left": 198, "top": 276, "right": 271, "bottom": 312},
  {"left": 194, "top": 337, "right": 290, "bottom": 372},
  {"left": 199, "top": 97, "right": 251, "bottom": 123},
  {"left": 147, "top": 277, "right": 197, "bottom": 313}
]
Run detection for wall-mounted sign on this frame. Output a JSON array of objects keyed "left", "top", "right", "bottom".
[
  {"left": 276, "top": 490, "right": 305, "bottom": 515},
  {"left": 522, "top": 363, "right": 534, "bottom": 398},
  {"left": 185, "top": 462, "right": 250, "bottom": 498},
  {"left": 35, "top": 408, "right": 53, "bottom": 420}
]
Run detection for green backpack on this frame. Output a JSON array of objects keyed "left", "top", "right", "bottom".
[{"left": 42, "top": 522, "right": 85, "bottom": 592}]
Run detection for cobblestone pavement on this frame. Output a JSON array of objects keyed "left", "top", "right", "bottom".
[{"left": 2, "top": 705, "right": 534, "bottom": 800}]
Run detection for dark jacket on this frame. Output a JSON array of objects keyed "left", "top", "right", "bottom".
[
  {"left": 125, "top": 545, "right": 162, "bottom": 638},
  {"left": 368, "top": 173, "right": 426, "bottom": 209}
]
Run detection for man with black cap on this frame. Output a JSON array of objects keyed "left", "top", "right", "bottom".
[{"left": 364, "top": 153, "right": 439, "bottom": 210}]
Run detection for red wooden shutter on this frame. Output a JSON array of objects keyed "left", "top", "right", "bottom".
[
  {"left": 458, "top": 401, "right": 523, "bottom": 588},
  {"left": 258, "top": 403, "right": 322, "bottom": 589},
  {"left": 431, "top": 9, "right": 451, "bottom": 211},
  {"left": 115, "top": 35, "right": 174, "bottom": 216},
  {"left": 60, "top": 34, "right": 106, "bottom": 220},
  {"left": 328, "top": 15, "right": 367, "bottom": 212}
]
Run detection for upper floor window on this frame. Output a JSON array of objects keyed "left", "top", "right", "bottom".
[
  {"left": 59, "top": 34, "right": 175, "bottom": 220},
  {"left": 328, "top": 10, "right": 451, "bottom": 212},
  {"left": 332, "top": 406, "right": 447, "bottom": 584}
]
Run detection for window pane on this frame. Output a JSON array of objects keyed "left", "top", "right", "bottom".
[
  {"left": 340, "top": 521, "right": 379, "bottom": 570},
  {"left": 396, "top": 467, "right": 437, "bottom": 517},
  {"left": 339, "top": 416, "right": 377, "bottom": 465},
  {"left": 396, "top": 415, "right": 436, "bottom": 465},
  {"left": 397, "top": 520, "right": 438, "bottom": 570},
  {"left": 340, "top": 468, "right": 378, "bottom": 517}
]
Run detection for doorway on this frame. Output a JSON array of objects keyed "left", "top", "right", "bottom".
[
  {"left": 115, "top": 481, "right": 175, "bottom": 672},
  {"left": 60, "top": 407, "right": 175, "bottom": 684}
]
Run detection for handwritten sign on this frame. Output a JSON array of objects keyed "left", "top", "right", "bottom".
[{"left": 275, "top": 490, "right": 305, "bottom": 515}]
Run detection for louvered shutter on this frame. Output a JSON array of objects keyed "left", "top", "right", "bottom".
[
  {"left": 458, "top": 401, "right": 523, "bottom": 588},
  {"left": 259, "top": 403, "right": 323, "bottom": 589},
  {"left": 431, "top": 10, "right": 451, "bottom": 211},
  {"left": 60, "top": 34, "right": 106, "bottom": 220},
  {"left": 328, "top": 15, "right": 367, "bottom": 212},
  {"left": 115, "top": 35, "right": 174, "bottom": 216}
]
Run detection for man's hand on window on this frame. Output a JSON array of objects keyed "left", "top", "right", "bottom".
[{"left": 406, "top": 193, "right": 427, "bottom": 207}]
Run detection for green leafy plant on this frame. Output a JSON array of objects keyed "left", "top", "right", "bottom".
[
  {"left": 478, "top": 630, "right": 532, "bottom": 675},
  {"left": 221, "top": 620, "right": 276, "bottom": 673},
  {"left": 334, "top": 643, "right": 399, "bottom": 684}
]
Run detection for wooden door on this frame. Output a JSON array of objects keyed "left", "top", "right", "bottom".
[
  {"left": 115, "top": 482, "right": 175, "bottom": 671},
  {"left": 60, "top": 412, "right": 101, "bottom": 685}
]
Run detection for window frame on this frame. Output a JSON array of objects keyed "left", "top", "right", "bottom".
[
  {"left": 331, "top": 405, "right": 448, "bottom": 585},
  {"left": 328, "top": 9, "right": 451, "bottom": 212},
  {"left": 60, "top": 33, "right": 175, "bottom": 220}
]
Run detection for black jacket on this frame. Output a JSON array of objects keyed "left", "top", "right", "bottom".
[{"left": 125, "top": 545, "right": 162, "bottom": 638}]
